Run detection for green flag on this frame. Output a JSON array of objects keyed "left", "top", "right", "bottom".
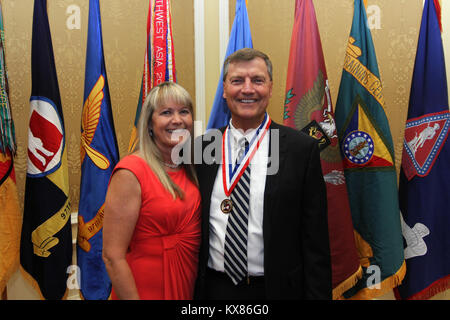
[{"left": 334, "top": 0, "right": 405, "bottom": 299}]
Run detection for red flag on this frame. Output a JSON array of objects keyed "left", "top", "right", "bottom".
[
  {"left": 283, "top": 0, "right": 362, "bottom": 299},
  {"left": 433, "top": 0, "right": 442, "bottom": 32},
  {"left": 128, "top": 0, "right": 176, "bottom": 152}
]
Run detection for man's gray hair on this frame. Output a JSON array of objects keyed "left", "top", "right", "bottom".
[{"left": 222, "top": 48, "right": 273, "bottom": 82}]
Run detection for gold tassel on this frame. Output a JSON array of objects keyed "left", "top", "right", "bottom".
[
  {"left": 0, "top": 176, "right": 21, "bottom": 296},
  {"left": 348, "top": 261, "right": 407, "bottom": 300},
  {"left": 332, "top": 265, "right": 363, "bottom": 300}
]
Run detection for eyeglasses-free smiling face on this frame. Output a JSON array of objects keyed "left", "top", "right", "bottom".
[
  {"left": 223, "top": 57, "right": 273, "bottom": 131},
  {"left": 150, "top": 100, "right": 193, "bottom": 152}
]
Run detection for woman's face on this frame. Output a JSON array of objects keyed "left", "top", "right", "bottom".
[{"left": 150, "top": 99, "right": 193, "bottom": 153}]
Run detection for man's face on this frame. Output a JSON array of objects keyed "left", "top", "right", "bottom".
[{"left": 223, "top": 57, "right": 273, "bottom": 130}]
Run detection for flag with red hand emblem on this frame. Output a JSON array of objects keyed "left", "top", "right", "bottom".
[{"left": 20, "top": 0, "right": 72, "bottom": 300}]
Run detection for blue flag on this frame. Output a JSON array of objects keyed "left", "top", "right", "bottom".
[
  {"left": 20, "top": 0, "right": 72, "bottom": 300},
  {"left": 77, "top": 0, "right": 119, "bottom": 300},
  {"left": 206, "top": 0, "right": 253, "bottom": 130},
  {"left": 396, "top": 0, "right": 450, "bottom": 300}
]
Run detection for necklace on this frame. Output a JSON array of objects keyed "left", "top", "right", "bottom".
[{"left": 163, "top": 162, "right": 180, "bottom": 169}]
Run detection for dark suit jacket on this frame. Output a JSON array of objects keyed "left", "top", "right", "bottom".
[{"left": 194, "top": 121, "right": 332, "bottom": 300}]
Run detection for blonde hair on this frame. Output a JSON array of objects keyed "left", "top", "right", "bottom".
[{"left": 136, "top": 81, "right": 198, "bottom": 199}]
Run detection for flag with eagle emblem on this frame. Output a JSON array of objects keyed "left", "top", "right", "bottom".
[
  {"left": 77, "top": 0, "right": 119, "bottom": 300},
  {"left": 334, "top": 0, "right": 405, "bottom": 299},
  {"left": 283, "top": 0, "right": 361, "bottom": 299}
]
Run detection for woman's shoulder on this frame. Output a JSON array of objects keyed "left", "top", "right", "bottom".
[
  {"left": 113, "top": 152, "right": 154, "bottom": 179},
  {"left": 116, "top": 152, "right": 147, "bottom": 168}
]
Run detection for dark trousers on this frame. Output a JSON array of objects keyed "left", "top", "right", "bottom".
[{"left": 205, "top": 268, "right": 266, "bottom": 300}]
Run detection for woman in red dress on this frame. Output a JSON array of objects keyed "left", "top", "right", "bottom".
[{"left": 102, "top": 82, "right": 201, "bottom": 299}]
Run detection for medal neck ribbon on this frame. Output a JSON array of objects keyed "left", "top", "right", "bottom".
[{"left": 222, "top": 113, "right": 271, "bottom": 197}]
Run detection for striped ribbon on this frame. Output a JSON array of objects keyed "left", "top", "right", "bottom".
[{"left": 224, "top": 138, "right": 250, "bottom": 285}]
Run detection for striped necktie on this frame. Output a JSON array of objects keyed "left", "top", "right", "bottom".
[{"left": 224, "top": 138, "right": 250, "bottom": 285}]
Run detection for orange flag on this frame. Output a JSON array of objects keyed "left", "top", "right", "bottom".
[{"left": 0, "top": 2, "right": 21, "bottom": 296}]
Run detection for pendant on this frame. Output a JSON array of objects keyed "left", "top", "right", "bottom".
[{"left": 220, "top": 199, "right": 233, "bottom": 214}]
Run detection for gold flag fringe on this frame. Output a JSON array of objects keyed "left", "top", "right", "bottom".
[
  {"left": 0, "top": 259, "right": 18, "bottom": 298},
  {"left": 348, "top": 260, "right": 407, "bottom": 300},
  {"left": 20, "top": 265, "right": 69, "bottom": 300},
  {"left": 332, "top": 265, "right": 363, "bottom": 300},
  {"left": 0, "top": 177, "right": 21, "bottom": 296}
]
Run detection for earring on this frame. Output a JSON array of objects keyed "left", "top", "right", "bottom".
[{"left": 148, "top": 127, "right": 153, "bottom": 137}]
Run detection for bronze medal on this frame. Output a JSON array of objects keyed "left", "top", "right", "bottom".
[{"left": 220, "top": 199, "right": 233, "bottom": 214}]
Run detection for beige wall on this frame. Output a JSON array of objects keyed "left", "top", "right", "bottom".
[
  {"left": 204, "top": 0, "right": 220, "bottom": 122},
  {"left": 443, "top": 0, "right": 450, "bottom": 93},
  {"left": 4, "top": 0, "right": 449, "bottom": 299}
]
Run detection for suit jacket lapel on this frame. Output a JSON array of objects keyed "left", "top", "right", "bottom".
[
  {"left": 199, "top": 128, "right": 223, "bottom": 245},
  {"left": 264, "top": 121, "right": 287, "bottom": 197},
  {"left": 263, "top": 122, "right": 287, "bottom": 249},
  {"left": 201, "top": 161, "right": 220, "bottom": 214}
]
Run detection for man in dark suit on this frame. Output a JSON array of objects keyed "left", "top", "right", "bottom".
[{"left": 194, "top": 48, "right": 331, "bottom": 300}]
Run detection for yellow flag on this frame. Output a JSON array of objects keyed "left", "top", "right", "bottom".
[{"left": 0, "top": 152, "right": 22, "bottom": 294}]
